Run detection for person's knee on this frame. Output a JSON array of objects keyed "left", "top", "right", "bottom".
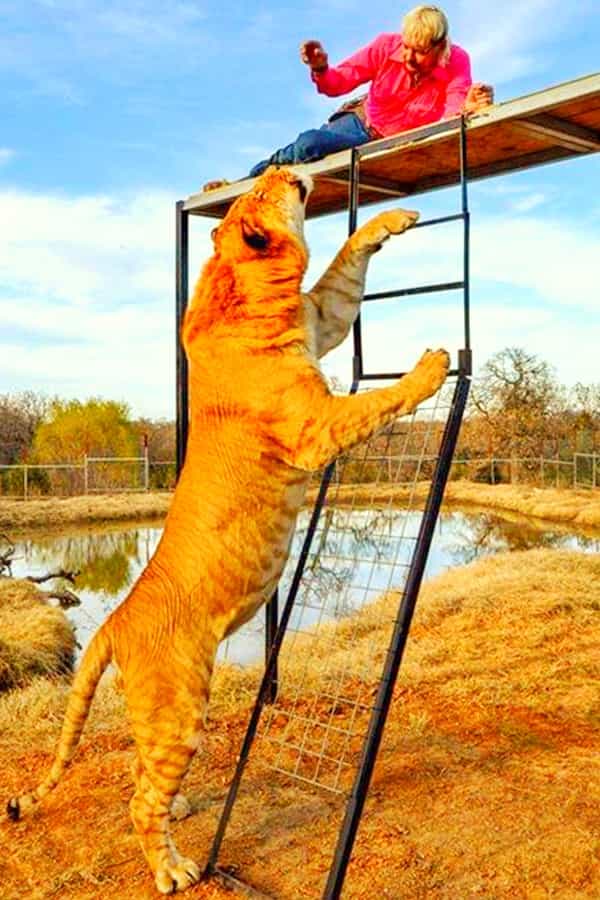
[{"left": 294, "top": 129, "right": 324, "bottom": 162}]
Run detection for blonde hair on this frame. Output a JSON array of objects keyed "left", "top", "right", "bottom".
[{"left": 402, "top": 5, "right": 451, "bottom": 64}]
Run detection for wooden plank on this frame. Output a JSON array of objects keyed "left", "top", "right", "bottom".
[{"left": 183, "top": 71, "right": 600, "bottom": 220}]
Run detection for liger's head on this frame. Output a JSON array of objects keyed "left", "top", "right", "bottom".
[
  {"left": 184, "top": 166, "right": 314, "bottom": 348},
  {"left": 210, "top": 165, "right": 313, "bottom": 268}
]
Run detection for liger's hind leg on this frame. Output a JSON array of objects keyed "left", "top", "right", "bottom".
[
  {"left": 128, "top": 690, "right": 207, "bottom": 894},
  {"left": 132, "top": 753, "right": 194, "bottom": 823}
]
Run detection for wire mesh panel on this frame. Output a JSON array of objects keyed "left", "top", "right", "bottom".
[
  {"left": 208, "top": 375, "right": 468, "bottom": 898},
  {"left": 258, "top": 385, "right": 448, "bottom": 792}
]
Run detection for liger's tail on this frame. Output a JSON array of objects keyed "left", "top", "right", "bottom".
[{"left": 6, "top": 625, "right": 113, "bottom": 821}]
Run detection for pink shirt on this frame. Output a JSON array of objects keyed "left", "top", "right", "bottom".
[{"left": 312, "top": 33, "right": 472, "bottom": 137}]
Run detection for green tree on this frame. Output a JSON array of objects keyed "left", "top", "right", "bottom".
[{"left": 32, "top": 398, "right": 139, "bottom": 463}]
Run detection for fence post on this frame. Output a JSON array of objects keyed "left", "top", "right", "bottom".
[
  {"left": 491, "top": 457, "right": 495, "bottom": 485},
  {"left": 540, "top": 457, "right": 543, "bottom": 488},
  {"left": 594, "top": 454, "right": 597, "bottom": 490},
  {"left": 23, "top": 465, "right": 28, "bottom": 501},
  {"left": 144, "top": 447, "right": 150, "bottom": 491},
  {"left": 84, "top": 455, "right": 88, "bottom": 494}
]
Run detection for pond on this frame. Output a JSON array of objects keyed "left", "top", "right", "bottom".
[{"left": 7, "top": 507, "right": 599, "bottom": 667}]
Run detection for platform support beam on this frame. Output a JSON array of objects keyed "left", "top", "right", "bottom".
[{"left": 513, "top": 113, "right": 600, "bottom": 153}]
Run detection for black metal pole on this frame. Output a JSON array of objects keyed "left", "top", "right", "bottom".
[
  {"left": 459, "top": 116, "right": 472, "bottom": 361},
  {"left": 349, "top": 148, "right": 363, "bottom": 381},
  {"left": 322, "top": 374, "right": 471, "bottom": 900},
  {"left": 264, "top": 590, "right": 278, "bottom": 704},
  {"left": 175, "top": 200, "right": 190, "bottom": 478}
]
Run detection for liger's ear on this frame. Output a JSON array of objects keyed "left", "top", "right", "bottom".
[
  {"left": 241, "top": 216, "right": 270, "bottom": 251},
  {"left": 211, "top": 225, "right": 220, "bottom": 245}
]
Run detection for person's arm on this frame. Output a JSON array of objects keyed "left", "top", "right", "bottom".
[
  {"left": 463, "top": 82, "right": 495, "bottom": 114},
  {"left": 308, "top": 37, "right": 383, "bottom": 98},
  {"left": 441, "top": 46, "right": 472, "bottom": 118}
]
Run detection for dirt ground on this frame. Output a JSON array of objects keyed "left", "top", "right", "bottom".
[{"left": 1, "top": 548, "right": 598, "bottom": 899}]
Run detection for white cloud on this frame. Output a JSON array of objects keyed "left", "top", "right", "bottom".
[
  {"left": 308, "top": 206, "right": 600, "bottom": 388},
  {"left": 0, "top": 187, "right": 212, "bottom": 306},
  {"left": 1, "top": 181, "right": 598, "bottom": 418},
  {"left": 0, "top": 148, "right": 15, "bottom": 166},
  {"left": 0, "top": 187, "right": 214, "bottom": 417},
  {"left": 473, "top": 217, "right": 599, "bottom": 311},
  {"left": 454, "top": 0, "right": 581, "bottom": 85},
  {"left": 510, "top": 193, "right": 548, "bottom": 214},
  {"left": 306, "top": 206, "right": 599, "bottom": 312},
  {"left": 320, "top": 298, "right": 600, "bottom": 391}
]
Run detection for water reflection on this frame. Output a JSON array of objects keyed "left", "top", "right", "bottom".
[
  {"left": 441, "top": 510, "right": 600, "bottom": 565},
  {"left": 8, "top": 509, "right": 599, "bottom": 666}
]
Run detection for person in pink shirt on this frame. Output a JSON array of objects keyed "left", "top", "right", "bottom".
[{"left": 245, "top": 5, "right": 493, "bottom": 179}]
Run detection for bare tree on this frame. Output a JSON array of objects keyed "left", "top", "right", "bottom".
[
  {"left": 0, "top": 392, "right": 50, "bottom": 464},
  {"left": 468, "top": 348, "right": 565, "bottom": 459}
]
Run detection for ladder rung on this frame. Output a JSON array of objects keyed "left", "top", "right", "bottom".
[
  {"left": 359, "top": 367, "right": 461, "bottom": 381},
  {"left": 413, "top": 212, "right": 465, "bottom": 229},
  {"left": 364, "top": 280, "right": 464, "bottom": 302}
]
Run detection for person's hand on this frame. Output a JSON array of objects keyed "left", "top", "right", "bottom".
[
  {"left": 300, "top": 40, "right": 329, "bottom": 73},
  {"left": 463, "top": 82, "right": 494, "bottom": 115}
]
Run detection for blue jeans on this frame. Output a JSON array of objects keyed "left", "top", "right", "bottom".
[{"left": 249, "top": 113, "right": 370, "bottom": 178}]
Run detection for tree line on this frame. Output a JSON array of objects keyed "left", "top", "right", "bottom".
[
  {"left": 0, "top": 396, "right": 176, "bottom": 495},
  {"left": 1, "top": 348, "right": 598, "bottom": 490},
  {"left": 0, "top": 395, "right": 175, "bottom": 467}
]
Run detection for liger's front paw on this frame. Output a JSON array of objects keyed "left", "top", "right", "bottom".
[
  {"left": 155, "top": 857, "right": 201, "bottom": 894},
  {"left": 378, "top": 208, "right": 420, "bottom": 234},
  {"left": 355, "top": 208, "right": 419, "bottom": 252},
  {"left": 412, "top": 348, "right": 451, "bottom": 399}
]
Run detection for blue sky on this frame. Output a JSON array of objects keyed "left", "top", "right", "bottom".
[{"left": 1, "top": 0, "right": 599, "bottom": 418}]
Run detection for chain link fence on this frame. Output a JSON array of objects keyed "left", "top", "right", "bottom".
[
  {"left": 450, "top": 456, "right": 586, "bottom": 489},
  {"left": 0, "top": 454, "right": 176, "bottom": 499},
  {"left": 1, "top": 453, "right": 598, "bottom": 500}
]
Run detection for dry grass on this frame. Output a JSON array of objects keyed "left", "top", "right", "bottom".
[
  {"left": 2, "top": 483, "right": 599, "bottom": 537},
  {"left": 0, "top": 579, "right": 76, "bottom": 693},
  {"left": 316, "top": 480, "right": 600, "bottom": 528},
  {"left": 0, "top": 548, "right": 598, "bottom": 898},
  {"left": 445, "top": 481, "right": 600, "bottom": 529},
  {"left": 0, "top": 492, "right": 171, "bottom": 533}
]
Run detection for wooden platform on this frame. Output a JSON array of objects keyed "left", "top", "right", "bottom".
[{"left": 184, "top": 72, "right": 600, "bottom": 221}]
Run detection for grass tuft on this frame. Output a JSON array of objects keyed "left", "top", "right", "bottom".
[{"left": 0, "top": 579, "right": 76, "bottom": 694}]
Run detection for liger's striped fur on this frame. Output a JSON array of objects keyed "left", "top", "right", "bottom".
[{"left": 6, "top": 166, "right": 449, "bottom": 894}]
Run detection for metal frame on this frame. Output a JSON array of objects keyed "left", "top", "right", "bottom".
[
  {"left": 175, "top": 200, "right": 189, "bottom": 477},
  {"left": 191, "top": 118, "right": 472, "bottom": 898}
]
